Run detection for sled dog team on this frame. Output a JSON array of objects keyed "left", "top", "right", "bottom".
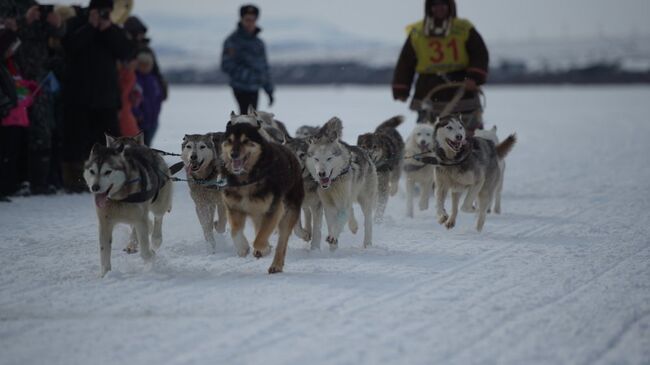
[{"left": 84, "top": 107, "right": 516, "bottom": 277}]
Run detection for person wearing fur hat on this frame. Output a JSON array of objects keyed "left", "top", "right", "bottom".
[
  {"left": 221, "top": 4, "right": 274, "bottom": 114},
  {"left": 392, "top": 0, "right": 489, "bottom": 131},
  {"left": 60, "top": 0, "right": 134, "bottom": 193}
]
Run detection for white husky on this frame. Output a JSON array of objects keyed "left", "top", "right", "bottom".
[
  {"left": 403, "top": 124, "right": 437, "bottom": 218},
  {"left": 306, "top": 117, "right": 378, "bottom": 249}
]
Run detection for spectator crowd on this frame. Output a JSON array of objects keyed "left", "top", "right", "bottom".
[{"left": 0, "top": 0, "right": 167, "bottom": 201}]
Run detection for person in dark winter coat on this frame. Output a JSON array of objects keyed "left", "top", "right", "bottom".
[
  {"left": 8, "top": 1, "right": 65, "bottom": 195},
  {"left": 61, "top": 0, "right": 134, "bottom": 192},
  {"left": 392, "top": 0, "right": 489, "bottom": 131},
  {"left": 221, "top": 4, "right": 274, "bottom": 114},
  {"left": 0, "top": 29, "right": 24, "bottom": 201}
]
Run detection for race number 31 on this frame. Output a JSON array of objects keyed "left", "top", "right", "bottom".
[{"left": 428, "top": 38, "right": 459, "bottom": 63}]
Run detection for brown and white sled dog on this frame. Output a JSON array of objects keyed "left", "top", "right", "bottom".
[
  {"left": 220, "top": 119, "right": 304, "bottom": 273},
  {"left": 306, "top": 117, "right": 378, "bottom": 249},
  {"left": 432, "top": 116, "right": 516, "bottom": 231},
  {"left": 403, "top": 123, "right": 436, "bottom": 218},
  {"left": 84, "top": 143, "right": 173, "bottom": 277},
  {"left": 285, "top": 137, "right": 324, "bottom": 250},
  {"left": 230, "top": 105, "right": 288, "bottom": 143},
  {"left": 181, "top": 133, "right": 228, "bottom": 253},
  {"left": 357, "top": 115, "right": 405, "bottom": 221}
]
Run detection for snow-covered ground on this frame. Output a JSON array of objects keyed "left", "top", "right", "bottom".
[{"left": 1, "top": 85, "right": 649, "bottom": 365}]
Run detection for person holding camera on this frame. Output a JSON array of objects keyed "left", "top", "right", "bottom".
[
  {"left": 221, "top": 4, "right": 274, "bottom": 114},
  {"left": 61, "top": 0, "right": 133, "bottom": 193}
]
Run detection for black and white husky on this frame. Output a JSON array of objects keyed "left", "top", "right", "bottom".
[
  {"left": 432, "top": 116, "right": 516, "bottom": 231},
  {"left": 181, "top": 133, "right": 228, "bottom": 253},
  {"left": 84, "top": 143, "right": 173, "bottom": 277},
  {"left": 306, "top": 117, "right": 378, "bottom": 249}
]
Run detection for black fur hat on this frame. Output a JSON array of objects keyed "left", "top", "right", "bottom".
[
  {"left": 240, "top": 4, "right": 260, "bottom": 18},
  {"left": 89, "top": 0, "right": 113, "bottom": 10}
]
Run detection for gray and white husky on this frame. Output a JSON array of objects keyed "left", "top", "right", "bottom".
[
  {"left": 470, "top": 126, "right": 506, "bottom": 214},
  {"left": 403, "top": 123, "right": 437, "bottom": 218},
  {"left": 230, "top": 106, "right": 288, "bottom": 143},
  {"left": 181, "top": 133, "right": 228, "bottom": 253},
  {"left": 285, "top": 137, "right": 324, "bottom": 250},
  {"left": 432, "top": 116, "right": 516, "bottom": 231},
  {"left": 84, "top": 143, "right": 173, "bottom": 277},
  {"left": 357, "top": 116, "right": 405, "bottom": 221},
  {"left": 306, "top": 117, "right": 378, "bottom": 249},
  {"left": 295, "top": 125, "right": 319, "bottom": 139}
]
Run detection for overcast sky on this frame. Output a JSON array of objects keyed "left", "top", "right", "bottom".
[{"left": 125, "top": 0, "right": 650, "bottom": 44}]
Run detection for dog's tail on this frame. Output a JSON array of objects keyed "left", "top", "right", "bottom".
[
  {"left": 496, "top": 134, "right": 517, "bottom": 159},
  {"left": 376, "top": 115, "right": 404, "bottom": 132}
]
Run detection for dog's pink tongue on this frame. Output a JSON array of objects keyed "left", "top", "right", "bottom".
[
  {"left": 232, "top": 159, "right": 243, "bottom": 170},
  {"left": 95, "top": 192, "right": 108, "bottom": 208}
]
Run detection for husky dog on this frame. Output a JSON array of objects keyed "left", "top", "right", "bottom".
[
  {"left": 230, "top": 106, "right": 288, "bottom": 143},
  {"left": 469, "top": 126, "right": 506, "bottom": 214},
  {"left": 295, "top": 125, "right": 319, "bottom": 139},
  {"left": 256, "top": 109, "right": 291, "bottom": 142},
  {"left": 403, "top": 123, "right": 437, "bottom": 218},
  {"left": 106, "top": 132, "right": 145, "bottom": 149},
  {"left": 181, "top": 133, "right": 228, "bottom": 252},
  {"left": 357, "top": 116, "right": 405, "bottom": 221},
  {"left": 285, "top": 137, "right": 324, "bottom": 250},
  {"left": 84, "top": 143, "right": 173, "bottom": 277},
  {"left": 306, "top": 117, "right": 378, "bottom": 249},
  {"left": 220, "top": 119, "right": 304, "bottom": 273},
  {"left": 432, "top": 115, "right": 516, "bottom": 231}
]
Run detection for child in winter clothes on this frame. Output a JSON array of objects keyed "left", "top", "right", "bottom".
[
  {"left": 133, "top": 50, "right": 163, "bottom": 146},
  {"left": 0, "top": 29, "right": 34, "bottom": 200}
]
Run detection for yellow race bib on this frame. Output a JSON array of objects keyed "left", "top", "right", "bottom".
[{"left": 408, "top": 18, "right": 472, "bottom": 74}]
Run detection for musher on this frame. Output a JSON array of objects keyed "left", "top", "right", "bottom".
[{"left": 392, "top": 0, "right": 489, "bottom": 134}]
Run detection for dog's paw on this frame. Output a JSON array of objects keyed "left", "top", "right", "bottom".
[
  {"left": 123, "top": 242, "right": 138, "bottom": 254},
  {"left": 326, "top": 235, "right": 338, "bottom": 245},
  {"left": 461, "top": 204, "right": 476, "bottom": 213},
  {"left": 437, "top": 213, "right": 449, "bottom": 225},
  {"left": 99, "top": 266, "right": 111, "bottom": 278},
  {"left": 268, "top": 264, "right": 283, "bottom": 274},
  {"left": 294, "top": 228, "right": 311, "bottom": 242},
  {"left": 214, "top": 220, "right": 226, "bottom": 234},
  {"left": 348, "top": 219, "right": 358, "bottom": 234},
  {"left": 151, "top": 236, "right": 162, "bottom": 250},
  {"left": 363, "top": 240, "right": 372, "bottom": 248},
  {"left": 140, "top": 248, "right": 155, "bottom": 261},
  {"left": 374, "top": 215, "right": 384, "bottom": 224},
  {"left": 419, "top": 200, "right": 429, "bottom": 211},
  {"left": 445, "top": 219, "right": 456, "bottom": 229},
  {"left": 253, "top": 245, "right": 272, "bottom": 258},
  {"left": 494, "top": 207, "right": 501, "bottom": 214},
  {"left": 237, "top": 245, "right": 250, "bottom": 257}
]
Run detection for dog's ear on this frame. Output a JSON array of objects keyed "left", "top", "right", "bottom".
[
  {"left": 135, "top": 132, "right": 145, "bottom": 146},
  {"left": 183, "top": 134, "right": 188, "bottom": 141},
  {"left": 319, "top": 117, "right": 343, "bottom": 142},
  {"left": 230, "top": 111, "right": 237, "bottom": 119},
  {"left": 226, "top": 120, "right": 232, "bottom": 128},
  {"left": 91, "top": 142, "right": 102, "bottom": 154},
  {"left": 105, "top": 133, "right": 116, "bottom": 146},
  {"left": 432, "top": 116, "right": 441, "bottom": 129},
  {"left": 247, "top": 104, "right": 256, "bottom": 116}
]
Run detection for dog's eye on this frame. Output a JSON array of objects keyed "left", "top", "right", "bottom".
[
  {"left": 314, "top": 158, "right": 319, "bottom": 162},
  {"left": 327, "top": 157, "right": 332, "bottom": 161},
  {"left": 89, "top": 169, "right": 96, "bottom": 175},
  {"left": 185, "top": 145, "right": 191, "bottom": 149},
  {"left": 446, "top": 126, "right": 453, "bottom": 130},
  {"left": 104, "top": 170, "right": 112, "bottom": 176}
]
